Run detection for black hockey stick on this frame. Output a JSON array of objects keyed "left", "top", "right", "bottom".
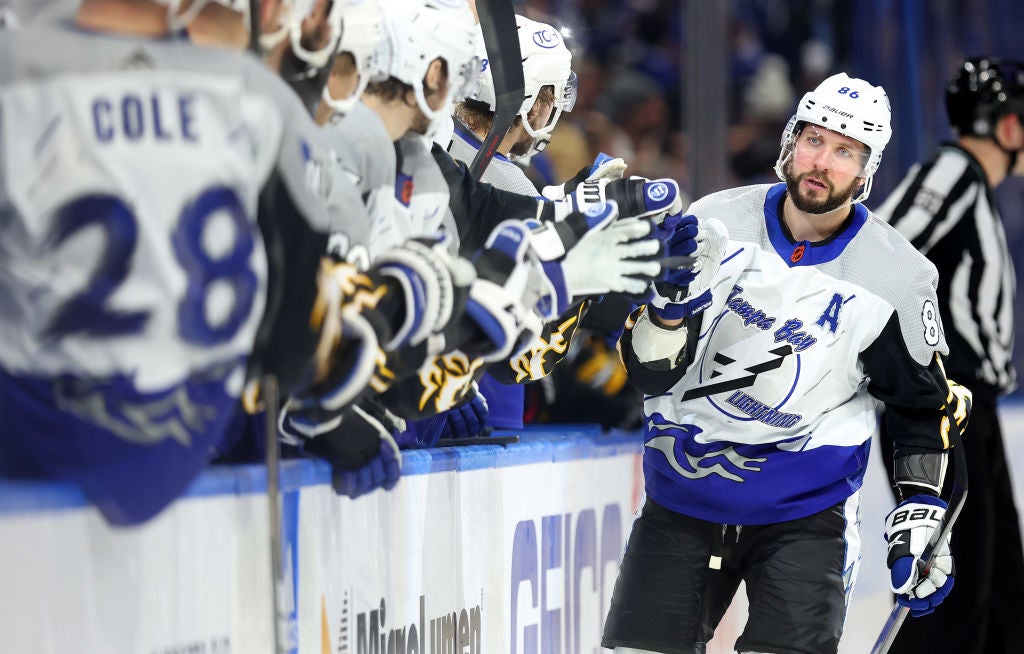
[
  {"left": 467, "top": 0, "right": 524, "bottom": 181},
  {"left": 870, "top": 409, "right": 969, "bottom": 654},
  {"left": 436, "top": 434, "right": 520, "bottom": 447}
]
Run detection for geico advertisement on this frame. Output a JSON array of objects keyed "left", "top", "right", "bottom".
[{"left": 299, "top": 451, "right": 643, "bottom": 654}]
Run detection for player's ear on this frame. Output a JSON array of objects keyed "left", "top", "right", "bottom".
[
  {"left": 995, "top": 113, "right": 1024, "bottom": 151},
  {"left": 424, "top": 58, "right": 447, "bottom": 95}
]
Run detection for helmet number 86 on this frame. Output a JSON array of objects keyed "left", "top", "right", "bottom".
[{"left": 838, "top": 87, "right": 860, "bottom": 99}]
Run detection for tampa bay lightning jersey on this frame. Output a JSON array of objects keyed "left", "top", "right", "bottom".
[
  {"left": 444, "top": 122, "right": 543, "bottom": 429},
  {"left": 636, "top": 184, "right": 949, "bottom": 525},
  {"left": 396, "top": 133, "right": 452, "bottom": 242},
  {"left": 446, "top": 121, "right": 542, "bottom": 199},
  {"left": 0, "top": 25, "right": 336, "bottom": 524},
  {"left": 319, "top": 101, "right": 392, "bottom": 264}
]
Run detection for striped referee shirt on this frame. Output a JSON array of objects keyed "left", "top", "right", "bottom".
[{"left": 874, "top": 143, "right": 1016, "bottom": 395}]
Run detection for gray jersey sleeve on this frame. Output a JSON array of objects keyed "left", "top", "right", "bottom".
[{"left": 840, "top": 218, "right": 948, "bottom": 365}]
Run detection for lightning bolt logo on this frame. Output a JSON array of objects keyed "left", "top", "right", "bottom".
[{"left": 681, "top": 345, "right": 793, "bottom": 401}]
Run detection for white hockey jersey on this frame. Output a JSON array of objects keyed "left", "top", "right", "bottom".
[
  {"left": 628, "top": 183, "right": 951, "bottom": 524},
  {"left": 319, "top": 101, "right": 393, "bottom": 264},
  {"left": 0, "top": 25, "right": 342, "bottom": 524}
]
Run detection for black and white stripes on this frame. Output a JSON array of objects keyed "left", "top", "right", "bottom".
[{"left": 875, "top": 143, "right": 1016, "bottom": 394}]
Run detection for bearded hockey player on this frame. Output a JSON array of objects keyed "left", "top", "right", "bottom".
[{"left": 602, "top": 73, "right": 972, "bottom": 654}]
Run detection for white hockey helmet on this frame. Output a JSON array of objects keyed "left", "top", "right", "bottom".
[
  {"left": 287, "top": 0, "right": 347, "bottom": 68},
  {"left": 321, "top": 0, "right": 389, "bottom": 115},
  {"left": 154, "top": 0, "right": 250, "bottom": 34},
  {"left": 469, "top": 14, "right": 577, "bottom": 154},
  {"left": 774, "top": 72, "right": 892, "bottom": 204},
  {"left": 380, "top": 0, "right": 481, "bottom": 123}
]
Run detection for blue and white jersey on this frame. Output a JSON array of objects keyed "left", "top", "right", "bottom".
[
  {"left": 447, "top": 121, "right": 542, "bottom": 199},
  {"left": 0, "top": 25, "right": 334, "bottom": 524},
  {"left": 319, "top": 101, "right": 392, "bottom": 264},
  {"left": 638, "top": 183, "right": 948, "bottom": 525},
  {"left": 396, "top": 133, "right": 453, "bottom": 243}
]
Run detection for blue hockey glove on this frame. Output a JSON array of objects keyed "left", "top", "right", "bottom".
[
  {"left": 329, "top": 404, "right": 403, "bottom": 499},
  {"left": 398, "top": 414, "right": 446, "bottom": 449},
  {"left": 440, "top": 389, "right": 490, "bottom": 439},
  {"left": 652, "top": 212, "right": 700, "bottom": 273},
  {"left": 647, "top": 217, "right": 728, "bottom": 321},
  {"left": 333, "top": 431, "right": 402, "bottom": 499},
  {"left": 884, "top": 495, "right": 955, "bottom": 617}
]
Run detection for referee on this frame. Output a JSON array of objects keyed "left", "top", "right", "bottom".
[{"left": 875, "top": 56, "right": 1024, "bottom": 654}]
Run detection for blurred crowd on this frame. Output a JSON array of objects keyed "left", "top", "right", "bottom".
[{"left": 518, "top": 0, "right": 1024, "bottom": 407}]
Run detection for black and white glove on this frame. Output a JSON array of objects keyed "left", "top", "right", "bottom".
[
  {"left": 280, "top": 400, "right": 404, "bottom": 499},
  {"left": 648, "top": 217, "right": 729, "bottom": 321},
  {"left": 884, "top": 495, "right": 955, "bottom": 617},
  {"left": 541, "top": 152, "right": 628, "bottom": 201},
  {"left": 554, "top": 177, "right": 684, "bottom": 223}
]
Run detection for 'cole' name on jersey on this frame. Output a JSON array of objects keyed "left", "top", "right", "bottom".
[{"left": 92, "top": 92, "right": 199, "bottom": 143}]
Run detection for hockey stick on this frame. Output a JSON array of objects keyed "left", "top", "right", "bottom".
[
  {"left": 263, "top": 375, "right": 289, "bottom": 654},
  {"left": 870, "top": 410, "right": 969, "bottom": 654},
  {"left": 467, "top": 0, "right": 524, "bottom": 181}
]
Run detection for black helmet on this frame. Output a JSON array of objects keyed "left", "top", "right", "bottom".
[{"left": 945, "top": 56, "right": 1024, "bottom": 137}]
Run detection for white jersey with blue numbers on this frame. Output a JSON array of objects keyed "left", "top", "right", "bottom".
[
  {"left": 639, "top": 183, "right": 947, "bottom": 525},
  {"left": 0, "top": 25, "right": 336, "bottom": 524}
]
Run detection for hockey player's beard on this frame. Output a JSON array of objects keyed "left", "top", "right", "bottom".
[
  {"left": 508, "top": 131, "right": 535, "bottom": 159},
  {"left": 784, "top": 162, "right": 860, "bottom": 215}
]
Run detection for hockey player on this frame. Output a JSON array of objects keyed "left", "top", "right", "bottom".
[
  {"left": 438, "top": 14, "right": 688, "bottom": 433},
  {"left": 441, "top": 13, "right": 577, "bottom": 433},
  {"left": 285, "top": 1, "right": 677, "bottom": 464},
  {"left": 451, "top": 14, "right": 578, "bottom": 196},
  {"left": 278, "top": 0, "right": 567, "bottom": 495},
  {"left": 874, "top": 56, "right": 1024, "bottom": 654},
  {"left": 0, "top": 0, "right": 521, "bottom": 523},
  {"left": 315, "top": 0, "right": 387, "bottom": 124},
  {"left": 602, "top": 73, "right": 972, "bottom": 654}
]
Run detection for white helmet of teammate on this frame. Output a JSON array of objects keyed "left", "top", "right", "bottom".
[
  {"left": 287, "top": 0, "right": 347, "bottom": 68},
  {"left": 321, "top": 0, "right": 389, "bottom": 115},
  {"left": 152, "top": 0, "right": 300, "bottom": 54},
  {"left": 469, "top": 14, "right": 577, "bottom": 156},
  {"left": 774, "top": 72, "right": 892, "bottom": 204},
  {"left": 380, "top": 0, "right": 481, "bottom": 124},
  {"left": 154, "top": 0, "right": 250, "bottom": 33}
]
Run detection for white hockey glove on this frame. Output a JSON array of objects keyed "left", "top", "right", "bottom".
[
  {"left": 541, "top": 152, "right": 628, "bottom": 201},
  {"left": 553, "top": 177, "right": 684, "bottom": 223},
  {"left": 648, "top": 217, "right": 729, "bottom": 321},
  {"left": 550, "top": 201, "right": 662, "bottom": 299},
  {"left": 884, "top": 495, "right": 955, "bottom": 617}
]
